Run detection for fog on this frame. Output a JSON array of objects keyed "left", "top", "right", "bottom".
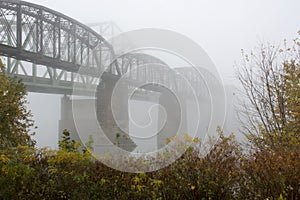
[{"left": 24, "top": 0, "right": 300, "bottom": 149}]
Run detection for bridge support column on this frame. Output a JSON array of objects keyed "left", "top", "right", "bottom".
[
  {"left": 58, "top": 80, "right": 136, "bottom": 153},
  {"left": 59, "top": 95, "right": 80, "bottom": 142},
  {"left": 157, "top": 91, "right": 188, "bottom": 149},
  {"left": 59, "top": 95, "right": 98, "bottom": 145},
  {"left": 96, "top": 78, "right": 136, "bottom": 152}
]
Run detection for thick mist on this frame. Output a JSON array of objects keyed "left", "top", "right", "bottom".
[{"left": 24, "top": 0, "right": 300, "bottom": 149}]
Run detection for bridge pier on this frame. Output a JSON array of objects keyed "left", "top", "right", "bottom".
[
  {"left": 157, "top": 90, "right": 188, "bottom": 149},
  {"left": 59, "top": 86, "right": 137, "bottom": 153},
  {"left": 59, "top": 95, "right": 99, "bottom": 146},
  {"left": 96, "top": 78, "right": 137, "bottom": 152},
  {"left": 59, "top": 95, "right": 79, "bottom": 141},
  {"left": 157, "top": 91, "right": 216, "bottom": 149}
]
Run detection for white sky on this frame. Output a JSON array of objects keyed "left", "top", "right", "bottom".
[
  {"left": 27, "top": 0, "right": 300, "bottom": 81},
  {"left": 25, "top": 0, "right": 300, "bottom": 148}
]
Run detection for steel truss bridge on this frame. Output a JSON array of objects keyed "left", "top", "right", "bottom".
[
  {"left": 0, "top": 0, "right": 220, "bottom": 98},
  {"left": 0, "top": 0, "right": 223, "bottom": 151}
]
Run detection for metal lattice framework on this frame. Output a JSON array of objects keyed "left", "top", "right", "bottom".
[
  {"left": 0, "top": 0, "right": 115, "bottom": 94},
  {"left": 0, "top": 0, "right": 218, "bottom": 99},
  {"left": 110, "top": 53, "right": 218, "bottom": 100}
]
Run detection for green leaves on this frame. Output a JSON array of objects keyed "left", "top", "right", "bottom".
[
  {"left": 0, "top": 58, "right": 35, "bottom": 149},
  {"left": 58, "top": 129, "right": 80, "bottom": 152}
]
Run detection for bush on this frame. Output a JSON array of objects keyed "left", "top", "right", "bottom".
[
  {"left": 239, "top": 148, "right": 300, "bottom": 200},
  {"left": 0, "top": 133, "right": 234, "bottom": 199},
  {"left": 0, "top": 131, "right": 299, "bottom": 199}
]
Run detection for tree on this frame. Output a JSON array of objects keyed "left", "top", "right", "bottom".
[
  {"left": 0, "top": 58, "right": 35, "bottom": 149},
  {"left": 237, "top": 35, "right": 300, "bottom": 149}
]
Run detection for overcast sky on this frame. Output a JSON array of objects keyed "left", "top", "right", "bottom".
[
  {"left": 25, "top": 0, "right": 300, "bottom": 148},
  {"left": 26, "top": 0, "right": 300, "bottom": 81}
]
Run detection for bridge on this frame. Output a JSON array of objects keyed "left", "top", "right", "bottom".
[{"left": 0, "top": 0, "right": 224, "bottom": 153}]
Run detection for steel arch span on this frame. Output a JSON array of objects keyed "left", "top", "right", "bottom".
[{"left": 0, "top": 0, "right": 116, "bottom": 77}]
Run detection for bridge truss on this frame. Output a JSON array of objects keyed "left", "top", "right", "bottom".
[
  {"left": 0, "top": 0, "right": 216, "bottom": 100},
  {"left": 0, "top": 0, "right": 114, "bottom": 94}
]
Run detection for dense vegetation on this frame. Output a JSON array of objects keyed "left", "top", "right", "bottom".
[
  {"left": 0, "top": 36, "right": 299, "bottom": 199},
  {"left": 0, "top": 132, "right": 299, "bottom": 199}
]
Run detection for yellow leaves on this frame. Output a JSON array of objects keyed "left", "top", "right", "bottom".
[
  {"left": 73, "top": 142, "right": 81, "bottom": 149},
  {"left": 278, "top": 194, "right": 284, "bottom": 200},
  {"left": 150, "top": 179, "right": 163, "bottom": 189},
  {"left": 166, "top": 134, "right": 200, "bottom": 144},
  {"left": 0, "top": 154, "right": 9, "bottom": 163},
  {"left": 100, "top": 178, "right": 108, "bottom": 186},
  {"left": 154, "top": 179, "right": 163, "bottom": 186},
  {"left": 187, "top": 183, "right": 196, "bottom": 191},
  {"left": 131, "top": 174, "right": 164, "bottom": 193},
  {"left": 16, "top": 145, "right": 30, "bottom": 151},
  {"left": 83, "top": 149, "right": 92, "bottom": 157},
  {"left": 132, "top": 173, "right": 146, "bottom": 184},
  {"left": 183, "top": 134, "right": 193, "bottom": 143},
  {"left": 133, "top": 176, "right": 140, "bottom": 184},
  {"left": 22, "top": 155, "right": 32, "bottom": 163},
  {"left": 193, "top": 138, "right": 200, "bottom": 143},
  {"left": 136, "top": 185, "right": 145, "bottom": 192},
  {"left": 131, "top": 184, "right": 145, "bottom": 192},
  {"left": 48, "top": 166, "right": 58, "bottom": 175},
  {"left": 132, "top": 176, "right": 145, "bottom": 192},
  {"left": 131, "top": 184, "right": 135, "bottom": 190},
  {"left": 166, "top": 138, "right": 171, "bottom": 144}
]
